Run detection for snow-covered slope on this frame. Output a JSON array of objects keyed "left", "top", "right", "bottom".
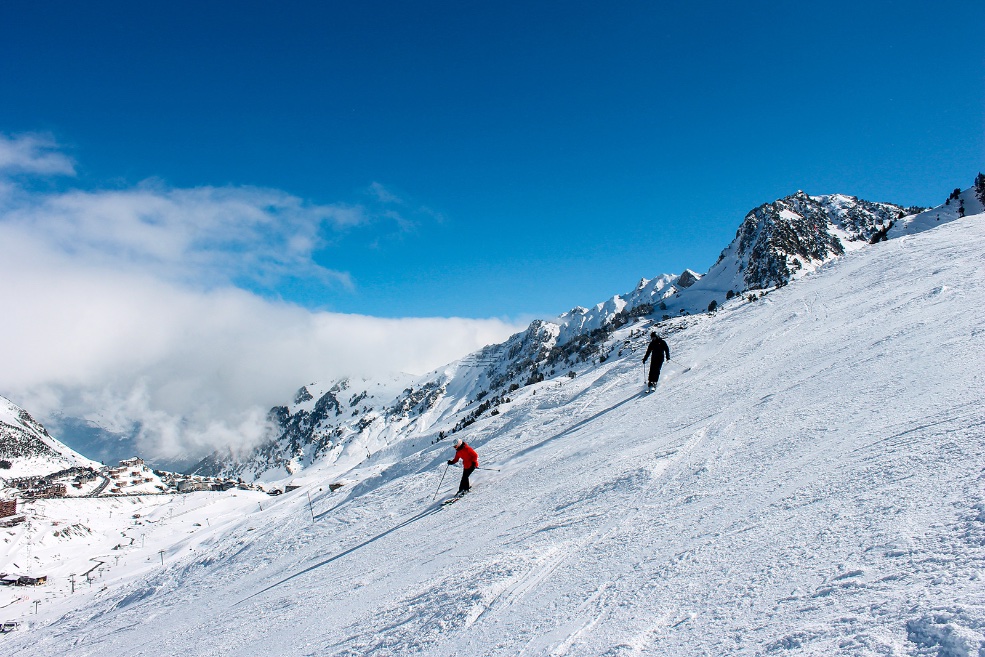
[
  {"left": 4, "top": 206, "right": 983, "bottom": 656},
  {"left": 0, "top": 396, "right": 100, "bottom": 479},
  {"left": 194, "top": 184, "right": 942, "bottom": 483},
  {"left": 188, "top": 269, "right": 694, "bottom": 483},
  {"left": 892, "top": 180, "right": 985, "bottom": 237}
]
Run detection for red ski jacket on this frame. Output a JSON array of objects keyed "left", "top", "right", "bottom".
[{"left": 451, "top": 443, "right": 478, "bottom": 469}]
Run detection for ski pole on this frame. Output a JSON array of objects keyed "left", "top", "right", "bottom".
[
  {"left": 476, "top": 467, "right": 500, "bottom": 472},
  {"left": 668, "top": 358, "right": 691, "bottom": 373},
  {"left": 432, "top": 464, "right": 449, "bottom": 501}
]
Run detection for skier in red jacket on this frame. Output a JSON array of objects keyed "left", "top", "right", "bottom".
[{"left": 447, "top": 438, "right": 478, "bottom": 495}]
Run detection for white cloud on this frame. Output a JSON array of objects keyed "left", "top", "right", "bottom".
[
  {"left": 364, "top": 181, "right": 446, "bottom": 231},
  {"left": 367, "top": 181, "right": 403, "bottom": 205},
  {"left": 0, "top": 138, "right": 524, "bottom": 460},
  {"left": 0, "top": 133, "right": 76, "bottom": 176},
  {"left": 0, "top": 255, "right": 517, "bottom": 457},
  {"left": 1, "top": 181, "right": 364, "bottom": 290}
]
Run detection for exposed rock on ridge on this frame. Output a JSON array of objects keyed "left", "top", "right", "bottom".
[{"left": 727, "top": 192, "right": 908, "bottom": 291}]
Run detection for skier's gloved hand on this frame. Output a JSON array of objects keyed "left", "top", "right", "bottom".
[{"left": 447, "top": 460, "right": 454, "bottom": 465}]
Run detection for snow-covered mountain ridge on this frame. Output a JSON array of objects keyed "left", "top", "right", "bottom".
[
  {"left": 195, "top": 178, "right": 981, "bottom": 483},
  {"left": 701, "top": 192, "right": 911, "bottom": 297},
  {"left": 4, "top": 190, "right": 983, "bottom": 656},
  {"left": 0, "top": 395, "right": 99, "bottom": 479}
]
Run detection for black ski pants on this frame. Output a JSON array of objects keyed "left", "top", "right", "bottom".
[
  {"left": 648, "top": 359, "right": 664, "bottom": 385},
  {"left": 459, "top": 466, "right": 475, "bottom": 493}
]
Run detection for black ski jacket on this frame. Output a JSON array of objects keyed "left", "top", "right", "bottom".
[{"left": 642, "top": 336, "right": 670, "bottom": 365}]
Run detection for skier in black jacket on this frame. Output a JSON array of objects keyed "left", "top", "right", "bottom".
[{"left": 642, "top": 332, "right": 671, "bottom": 391}]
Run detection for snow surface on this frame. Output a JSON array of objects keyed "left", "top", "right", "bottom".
[
  {"left": 1, "top": 213, "right": 982, "bottom": 655},
  {"left": 892, "top": 187, "right": 984, "bottom": 238}
]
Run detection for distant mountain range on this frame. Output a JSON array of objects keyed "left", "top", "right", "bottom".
[
  {"left": 187, "top": 177, "right": 984, "bottom": 482},
  {"left": 43, "top": 414, "right": 200, "bottom": 473}
]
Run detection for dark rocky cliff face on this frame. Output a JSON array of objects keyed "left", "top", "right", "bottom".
[{"left": 728, "top": 192, "right": 905, "bottom": 291}]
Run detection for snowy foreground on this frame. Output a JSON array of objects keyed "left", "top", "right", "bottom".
[{"left": 4, "top": 217, "right": 984, "bottom": 656}]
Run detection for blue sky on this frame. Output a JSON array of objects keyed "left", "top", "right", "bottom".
[
  {"left": 2, "top": 1, "right": 983, "bottom": 319},
  {"left": 1, "top": 1, "right": 983, "bottom": 457}
]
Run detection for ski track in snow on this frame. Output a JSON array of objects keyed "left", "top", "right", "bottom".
[{"left": 3, "top": 218, "right": 984, "bottom": 656}]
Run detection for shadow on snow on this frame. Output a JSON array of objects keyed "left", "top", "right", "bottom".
[
  {"left": 507, "top": 391, "right": 647, "bottom": 462},
  {"left": 242, "top": 391, "right": 648, "bottom": 604},
  {"left": 237, "top": 504, "right": 445, "bottom": 605}
]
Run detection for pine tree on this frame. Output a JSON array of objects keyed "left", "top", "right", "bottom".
[{"left": 975, "top": 173, "right": 985, "bottom": 206}]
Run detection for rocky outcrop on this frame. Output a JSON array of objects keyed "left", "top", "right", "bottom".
[
  {"left": 726, "top": 192, "right": 906, "bottom": 291},
  {"left": 676, "top": 269, "right": 700, "bottom": 289}
]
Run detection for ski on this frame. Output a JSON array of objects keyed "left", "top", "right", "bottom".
[{"left": 440, "top": 490, "right": 470, "bottom": 507}]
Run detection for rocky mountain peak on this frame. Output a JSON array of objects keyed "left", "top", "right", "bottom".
[
  {"left": 720, "top": 191, "right": 907, "bottom": 291},
  {"left": 676, "top": 269, "right": 701, "bottom": 289}
]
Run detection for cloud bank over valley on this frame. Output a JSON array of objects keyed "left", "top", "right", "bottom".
[{"left": 0, "top": 133, "right": 523, "bottom": 461}]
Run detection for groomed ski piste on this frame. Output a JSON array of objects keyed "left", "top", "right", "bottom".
[{"left": 2, "top": 215, "right": 984, "bottom": 656}]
